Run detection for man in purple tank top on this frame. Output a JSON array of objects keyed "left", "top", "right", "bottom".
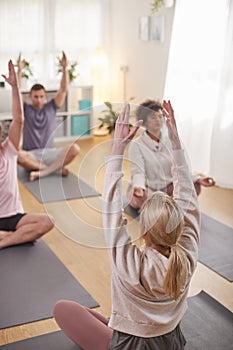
[{"left": 16, "top": 52, "right": 80, "bottom": 181}]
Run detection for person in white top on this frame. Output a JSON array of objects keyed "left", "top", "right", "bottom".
[
  {"left": 0, "top": 60, "right": 54, "bottom": 249},
  {"left": 127, "top": 99, "right": 215, "bottom": 209},
  {"left": 53, "top": 101, "right": 200, "bottom": 350}
]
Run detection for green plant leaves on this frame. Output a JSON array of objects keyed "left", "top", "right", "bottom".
[{"left": 57, "top": 59, "right": 78, "bottom": 82}]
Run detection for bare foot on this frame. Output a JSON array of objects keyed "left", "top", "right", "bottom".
[
  {"left": 0, "top": 230, "right": 13, "bottom": 248},
  {"left": 61, "top": 167, "right": 69, "bottom": 176},
  {"left": 0, "top": 230, "right": 5, "bottom": 240},
  {"left": 30, "top": 167, "right": 69, "bottom": 181},
  {"left": 56, "top": 167, "right": 70, "bottom": 177},
  {"left": 30, "top": 170, "right": 40, "bottom": 181}
]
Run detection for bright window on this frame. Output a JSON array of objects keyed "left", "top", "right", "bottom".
[{"left": 0, "top": 0, "right": 108, "bottom": 86}]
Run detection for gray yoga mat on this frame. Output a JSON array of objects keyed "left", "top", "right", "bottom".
[
  {"left": 124, "top": 203, "right": 140, "bottom": 221},
  {"left": 199, "top": 213, "right": 233, "bottom": 282},
  {"left": 0, "top": 240, "right": 99, "bottom": 329},
  {"left": 181, "top": 291, "right": 233, "bottom": 350},
  {"left": 0, "top": 331, "right": 82, "bottom": 350},
  {"left": 1, "top": 292, "right": 232, "bottom": 350},
  {"left": 17, "top": 166, "right": 100, "bottom": 203},
  {"left": 124, "top": 205, "right": 233, "bottom": 281}
]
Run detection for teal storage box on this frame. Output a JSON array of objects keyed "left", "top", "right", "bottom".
[
  {"left": 78, "top": 99, "right": 91, "bottom": 111},
  {"left": 71, "top": 115, "right": 90, "bottom": 136}
]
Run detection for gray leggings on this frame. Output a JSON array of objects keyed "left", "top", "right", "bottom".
[
  {"left": 53, "top": 300, "right": 186, "bottom": 350},
  {"left": 109, "top": 326, "right": 186, "bottom": 349}
]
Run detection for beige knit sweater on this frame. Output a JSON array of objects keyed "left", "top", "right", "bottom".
[{"left": 102, "top": 149, "right": 200, "bottom": 337}]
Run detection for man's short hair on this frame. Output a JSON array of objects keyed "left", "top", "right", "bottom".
[{"left": 30, "top": 84, "right": 46, "bottom": 93}]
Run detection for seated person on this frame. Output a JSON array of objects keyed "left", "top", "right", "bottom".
[
  {"left": 53, "top": 102, "right": 200, "bottom": 349},
  {"left": 127, "top": 99, "right": 215, "bottom": 209},
  {"left": 0, "top": 60, "right": 54, "bottom": 249},
  {"left": 17, "top": 51, "right": 80, "bottom": 181}
]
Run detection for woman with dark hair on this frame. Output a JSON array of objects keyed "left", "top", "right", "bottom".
[{"left": 127, "top": 99, "right": 215, "bottom": 209}]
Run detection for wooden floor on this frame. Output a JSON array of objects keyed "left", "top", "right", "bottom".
[{"left": 0, "top": 135, "right": 233, "bottom": 346}]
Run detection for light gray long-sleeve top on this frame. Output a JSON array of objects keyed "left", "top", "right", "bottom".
[
  {"left": 128, "top": 130, "right": 199, "bottom": 191},
  {"left": 102, "top": 149, "right": 200, "bottom": 337}
]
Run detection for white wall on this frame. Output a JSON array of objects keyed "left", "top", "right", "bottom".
[{"left": 106, "top": 0, "right": 175, "bottom": 105}]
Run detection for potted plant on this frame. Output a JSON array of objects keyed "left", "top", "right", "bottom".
[
  {"left": 57, "top": 59, "right": 79, "bottom": 83},
  {"left": 20, "top": 59, "right": 33, "bottom": 80},
  {"left": 98, "top": 102, "right": 118, "bottom": 134},
  {"left": 15, "top": 56, "right": 33, "bottom": 90},
  {"left": 151, "top": 0, "right": 163, "bottom": 14},
  {"left": 150, "top": 0, "right": 174, "bottom": 14},
  {"left": 98, "top": 99, "right": 135, "bottom": 135}
]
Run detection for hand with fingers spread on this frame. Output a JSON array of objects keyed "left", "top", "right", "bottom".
[
  {"left": 2, "top": 60, "right": 18, "bottom": 88},
  {"left": 162, "top": 100, "right": 181, "bottom": 150},
  {"left": 59, "top": 51, "right": 68, "bottom": 70},
  {"left": 1, "top": 60, "right": 23, "bottom": 150},
  {"left": 112, "top": 104, "right": 143, "bottom": 155},
  {"left": 17, "top": 53, "right": 26, "bottom": 73},
  {"left": 16, "top": 53, "right": 26, "bottom": 88}
]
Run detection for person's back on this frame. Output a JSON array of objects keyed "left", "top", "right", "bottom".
[
  {"left": 102, "top": 103, "right": 200, "bottom": 346},
  {"left": 52, "top": 102, "right": 200, "bottom": 350}
]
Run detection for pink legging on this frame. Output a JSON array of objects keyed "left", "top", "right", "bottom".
[{"left": 53, "top": 300, "right": 113, "bottom": 350}]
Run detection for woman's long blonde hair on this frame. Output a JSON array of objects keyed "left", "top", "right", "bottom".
[{"left": 140, "top": 191, "right": 188, "bottom": 300}]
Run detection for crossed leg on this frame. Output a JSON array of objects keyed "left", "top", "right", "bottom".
[
  {"left": 17, "top": 150, "right": 46, "bottom": 171},
  {"left": 53, "top": 300, "right": 113, "bottom": 350},
  {"left": 0, "top": 213, "right": 54, "bottom": 249},
  {"left": 18, "top": 143, "right": 80, "bottom": 181}
]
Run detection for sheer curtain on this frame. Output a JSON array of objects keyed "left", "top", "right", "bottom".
[
  {"left": 210, "top": 2, "right": 233, "bottom": 188},
  {"left": 164, "top": 0, "right": 233, "bottom": 188},
  {"left": 0, "top": 0, "right": 109, "bottom": 87},
  {"left": 0, "top": 0, "right": 44, "bottom": 81}
]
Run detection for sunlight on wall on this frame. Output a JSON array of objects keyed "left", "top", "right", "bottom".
[
  {"left": 164, "top": 0, "right": 228, "bottom": 123},
  {"left": 91, "top": 47, "right": 109, "bottom": 105}
]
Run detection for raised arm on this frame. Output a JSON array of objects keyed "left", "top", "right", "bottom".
[
  {"left": 2, "top": 60, "right": 24, "bottom": 149},
  {"left": 54, "top": 51, "right": 68, "bottom": 108},
  {"left": 16, "top": 53, "right": 25, "bottom": 92},
  {"left": 128, "top": 141, "right": 146, "bottom": 197},
  {"left": 162, "top": 100, "right": 198, "bottom": 207},
  {"left": 162, "top": 100, "right": 181, "bottom": 150},
  {"left": 163, "top": 100, "right": 200, "bottom": 269},
  {"left": 112, "top": 104, "right": 142, "bottom": 156},
  {"left": 102, "top": 105, "right": 142, "bottom": 248}
]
